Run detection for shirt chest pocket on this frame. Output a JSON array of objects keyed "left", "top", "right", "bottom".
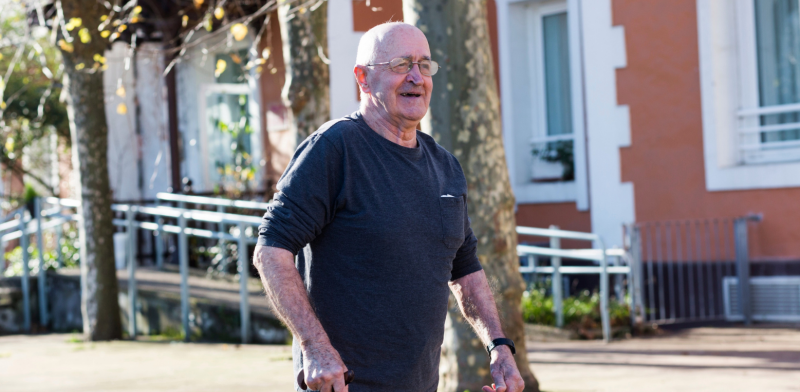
[{"left": 439, "top": 196, "right": 465, "bottom": 249}]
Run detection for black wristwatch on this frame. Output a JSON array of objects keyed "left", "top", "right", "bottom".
[{"left": 486, "top": 338, "right": 516, "bottom": 355}]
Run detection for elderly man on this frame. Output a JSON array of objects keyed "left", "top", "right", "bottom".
[{"left": 254, "top": 22, "right": 525, "bottom": 392}]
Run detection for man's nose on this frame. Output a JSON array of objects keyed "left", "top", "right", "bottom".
[{"left": 405, "top": 64, "right": 424, "bottom": 85}]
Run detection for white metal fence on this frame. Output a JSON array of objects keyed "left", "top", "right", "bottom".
[
  {"left": 516, "top": 225, "right": 633, "bottom": 343},
  {"left": 1, "top": 195, "right": 266, "bottom": 342}
]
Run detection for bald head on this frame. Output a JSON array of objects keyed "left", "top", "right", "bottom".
[
  {"left": 353, "top": 22, "right": 433, "bottom": 135},
  {"left": 356, "top": 22, "right": 428, "bottom": 66}
]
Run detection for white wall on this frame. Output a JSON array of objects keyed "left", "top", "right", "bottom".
[
  {"left": 136, "top": 44, "right": 172, "bottom": 199},
  {"left": 104, "top": 42, "right": 141, "bottom": 201},
  {"left": 328, "top": 0, "right": 363, "bottom": 119},
  {"left": 580, "top": 0, "right": 634, "bottom": 248}
]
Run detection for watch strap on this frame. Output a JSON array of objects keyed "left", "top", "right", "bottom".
[{"left": 486, "top": 338, "right": 516, "bottom": 355}]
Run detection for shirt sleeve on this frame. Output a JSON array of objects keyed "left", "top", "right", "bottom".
[
  {"left": 258, "top": 133, "right": 343, "bottom": 255},
  {"left": 450, "top": 199, "right": 483, "bottom": 281}
]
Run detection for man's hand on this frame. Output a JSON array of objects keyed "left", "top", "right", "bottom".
[
  {"left": 482, "top": 346, "right": 525, "bottom": 392},
  {"left": 301, "top": 339, "right": 349, "bottom": 392}
]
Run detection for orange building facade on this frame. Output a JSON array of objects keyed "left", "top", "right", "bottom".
[
  {"left": 260, "top": 0, "right": 800, "bottom": 262},
  {"left": 96, "top": 0, "right": 800, "bottom": 263}
]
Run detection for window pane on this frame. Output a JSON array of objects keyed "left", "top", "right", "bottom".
[
  {"left": 205, "top": 92, "right": 256, "bottom": 189},
  {"left": 543, "top": 12, "right": 573, "bottom": 136},
  {"left": 755, "top": 0, "right": 800, "bottom": 144}
]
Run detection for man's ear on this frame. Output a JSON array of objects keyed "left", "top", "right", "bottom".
[{"left": 354, "top": 65, "right": 370, "bottom": 94}]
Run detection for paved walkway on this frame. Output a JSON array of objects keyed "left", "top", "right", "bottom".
[
  {"left": 1, "top": 325, "right": 798, "bottom": 391},
  {"left": 528, "top": 325, "right": 800, "bottom": 392}
]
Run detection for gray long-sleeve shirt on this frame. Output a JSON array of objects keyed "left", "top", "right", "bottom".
[{"left": 258, "top": 112, "right": 482, "bottom": 392}]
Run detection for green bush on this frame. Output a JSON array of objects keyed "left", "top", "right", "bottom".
[
  {"left": 521, "top": 286, "right": 631, "bottom": 337},
  {"left": 2, "top": 223, "right": 80, "bottom": 277}
]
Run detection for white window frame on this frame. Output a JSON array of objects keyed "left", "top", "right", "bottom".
[
  {"left": 197, "top": 83, "right": 263, "bottom": 190},
  {"left": 498, "top": 0, "right": 589, "bottom": 209},
  {"left": 697, "top": 0, "right": 800, "bottom": 190}
]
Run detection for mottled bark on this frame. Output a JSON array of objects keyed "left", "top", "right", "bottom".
[
  {"left": 278, "top": 1, "right": 330, "bottom": 143},
  {"left": 404, "top": 1, "right": 539, "bottom": 391},
  {"left": 59, "top": 0, "right": 122, "bottom": 341}
]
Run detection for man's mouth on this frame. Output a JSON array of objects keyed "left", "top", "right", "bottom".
[{"left": 400, "top": 93, "right": 422, "bottom": 97}]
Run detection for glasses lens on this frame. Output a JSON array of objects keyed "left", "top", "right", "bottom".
[
  {"left": 389, "top": 58, "right": 412, "bottom": 73},
  {"left": 418, "top": 60, "right": 431, "bottom": 76},
  {"left": 426, "top": 60, "right": 439, "bottom": 76}
]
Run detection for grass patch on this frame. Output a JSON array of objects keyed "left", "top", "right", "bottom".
[{"left": 65, "top": 335, "right": 84, "bottom": 344}]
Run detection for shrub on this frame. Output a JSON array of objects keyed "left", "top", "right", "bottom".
[{"left": 521, "top": 287, "right": 631, "bottom": 339}]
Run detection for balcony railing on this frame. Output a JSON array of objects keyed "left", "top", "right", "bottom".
[{"left": 737, "top": 102, "right": 800, "bottom": 164}]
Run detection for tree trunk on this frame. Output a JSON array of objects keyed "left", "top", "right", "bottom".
[
  {"left": 404, "top": 1, "right": 539, "bottom": 391},
  {"left": 59, "top": 0, "right": 122, "bottom": 341},
  {"left": 278, "top": 1, "right": 330, "bottom": 143}
]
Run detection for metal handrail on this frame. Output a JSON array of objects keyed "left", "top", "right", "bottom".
[
  {"left": 4, "top": 196, "right": 263, "bottom": 342},
  {"left": 516, "top": 225, "right": 623, "bottom": 342},
  {"left": 156, "top": 192, "right": 273, "bottom": 211}
]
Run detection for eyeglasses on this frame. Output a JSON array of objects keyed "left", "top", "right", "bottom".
[{"left": 367, "top": 57, "right": 441, "bottom": 76}]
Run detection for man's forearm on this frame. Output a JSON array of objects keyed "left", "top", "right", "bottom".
[
  {"left": 449, "top": 270, "right": 505, "bottom": 345},
  {"left": 253, "top": 244, "right": 330, "bottom": 348}
]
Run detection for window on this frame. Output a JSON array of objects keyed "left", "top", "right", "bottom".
[
  {"left": 697, "top": 0, "right": 800, "bottom": 190},
  {"left": 501, "top": 0, "right": 588, "bottom": 207},
  {"left": 203, "top": 86, "right": 258, "bottom": 190},
  {"left": 177, "top": 31, "right": 264, "bottom": 193},
  {"left": 532, "top": 10, "right": 575, "bottom": 182},
  {"left": 739, "top": 0, "right": 800, "bottom": 164}
]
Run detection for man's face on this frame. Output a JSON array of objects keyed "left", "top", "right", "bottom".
[{"left": 366, "top": 29, "right": 433, "bottom": 124}]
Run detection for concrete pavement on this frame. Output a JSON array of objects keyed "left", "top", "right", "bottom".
[{"left": 0, "top": 325, "right": 798, "bottom": 391}]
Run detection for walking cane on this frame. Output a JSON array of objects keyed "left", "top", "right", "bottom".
[{"left": 297, "top": 369, "right": 355, "bottom": 390}]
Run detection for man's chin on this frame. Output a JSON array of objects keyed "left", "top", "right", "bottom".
[{"left": 397, "top": 108, "right": 427, "bottom": 124}]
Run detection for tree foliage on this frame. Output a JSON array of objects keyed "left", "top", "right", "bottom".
[{"left": 0, "top": 6, "right": 68, "bottom": 196}]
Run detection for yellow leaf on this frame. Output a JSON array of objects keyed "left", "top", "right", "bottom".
[
  {"left": 101, "top": 30, "right": 111, "bottom": 38},
  {"left": 204, "top": 14, "right": 213, "bottom": 31},
  {"left": 255, "top": 66, "right": 262, "bottom": 74},
  {"left": 116, "top": 103, "right": 128, "bottom": 114},
  {"left": 102, "top": 64, "right": 108, "bottom": 71},
  {"left": 262, "top": 48, "right": 270, "bottom": 59},
  {"left": 67, "top": 17, "right": 82, "bottom": 30},
  {"left": 75, "top": 63, "right": 85, "bottom": 70},
  {"left": 182, "top": 15, "right": 189, "bottom": 27},
  {"left": 230, "top": 53, "right": 242, "bottom": 64},
  {"left": 110, "top": 32, "right": 120, "bottom": 41},
  {"left": 0, "top": 53, "right": 4, "bottom": 61},
  {"left": 0, "top": 101, "right": 6, "bottom": 110},
  {"left": 193, "top": 0, "right": 204, "bottom": 8},
  {"left": 214, "top": 7, "right": 224, "bottom": 20},
  {"left": 257, "top": 58, "right": 266, "bottom": 64},
  {"left": 100, "top": 15, "right": 108, "bottom": 21},
  {"left": 131, "top": 16, "right": 141, "bottom": 23},
  {"left": 133, "top": 6, "right": 142, "bottom": 15},
  {"left": 299, "top": 7, "right": 306, "bottom": 14},
  {"left": 215, "top": 59, "right": 227, "bottom": 77},
  {"left": 5, "top": 137, "right": 13, "bottom": 151},
  {"left": 78, "top": 28, "right": 91, "bottom": 43},
  {"left": 116, "top": 86, "right": 126, "bottom": 97},
  {"left": 230, "top": 23, "right": 247, "bottom": 41},
  {"left": 94, "top": 54, "right": 107, "bottom": 63},
  {"left": 112, "top": 20, "right": 122, "bottom": 26},
  {"left": 118, "top": 24, "right": 127, "bottom": 32}
]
